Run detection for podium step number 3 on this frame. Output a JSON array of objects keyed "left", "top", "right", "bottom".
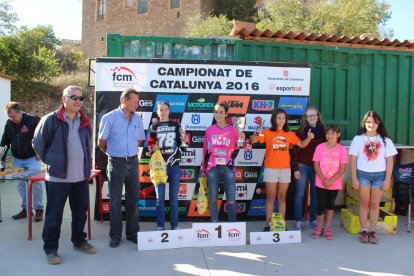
[{"left": 250, "top": 230, "right": 301, "bottom": 245}]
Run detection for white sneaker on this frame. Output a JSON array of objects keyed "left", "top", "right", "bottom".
[{"left": 295, "top": 221, "right": 303, "bottom": 231}]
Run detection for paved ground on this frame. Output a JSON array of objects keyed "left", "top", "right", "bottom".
[{"left": 0, "top": 180, "right": 413, "bottom": 276}]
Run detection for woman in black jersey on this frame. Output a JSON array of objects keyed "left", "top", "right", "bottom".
[{"left": 147, "top": 101, "right": 187, "bottom": 230}]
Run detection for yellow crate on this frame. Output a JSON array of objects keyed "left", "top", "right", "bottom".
[
  {"left": 271, "top": 212, "right": 286, "bottom": 232},
  {"left": 340, "top": 207, "right": 398, "bottom": 235},
  {"left": 345, "top": 180, "right": 393, "bottom": 202},
  {"left": 346, "top": 196, "right": 395, "bottom": 214}
]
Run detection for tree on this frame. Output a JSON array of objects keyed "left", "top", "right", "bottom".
[
  {"left": 0, "top": 25, "right": 61, "bottom": 99},
  {"left": 183, "top": 14, "right": 233, "bottom": 38},
  {"left": 257, "top": 0, "right": 392, "bottom": 38},
  {"left": 0, "top": 1, "right": 17, "bottom": 35},
  {"left": 212, "top": 0, "right": 258, "bottom": 22}
]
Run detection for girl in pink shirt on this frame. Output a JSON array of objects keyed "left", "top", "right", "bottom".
[
  {"left": 312, "top": 125, "right": 348, "bottom": 240},
  {"left": 201, "top": 102, "right": 245, "bottom": 222}
]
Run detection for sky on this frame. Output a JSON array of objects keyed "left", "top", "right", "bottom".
[{"left": 8, "top": 0, "right": 414, "bottom": 41}]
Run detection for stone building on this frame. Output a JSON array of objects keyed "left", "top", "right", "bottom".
[{"left": 82, "top": 0, "right": 216, "bottom": 58}]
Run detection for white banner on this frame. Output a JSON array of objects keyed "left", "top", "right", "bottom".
[{"left": 96, "top": 61, "right": 310, "bottom": 96}]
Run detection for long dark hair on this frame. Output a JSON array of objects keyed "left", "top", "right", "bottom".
[
  {"left": 357, "top": 111, "right": 390, "bottom": 144},
  {"left": 270, "top": 108, "right": 289, "bottom": 132},
  {"left": 297, "top": 106, "right": 325, "bottom": 135}
]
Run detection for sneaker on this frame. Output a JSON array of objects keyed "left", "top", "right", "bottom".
[
  {"left": 12, "top": 209, "right": 32, "bottom": 220},
  {"left": 73, "top": 241, "right": 97, "bottom": 254},
  {"left": 126, "top": 236, "right": 137, "bottom": 244},
  {"left": 171, "top": 226, "right": 180, "bottom": 230},
  {"left": 47, "top": 252, "right": 62, "bottom": 265},
  {"left": 359, "top": 230, "right": 369, "bottom": 243},
  {"left": 263, "top": 225, "right": 271, "bottom": 232},
  {"left": 157, "top": 227, "right": 165, "bottom": 231},
  {"left": 34, "top": 209, "right": 43, "bottom": 222},
  {"left": 368, "top": 231, "right": 378, "bottom": 244},
  {"left": 109, "top": 239, "right": 120, "bottom": 248},
  {"left": 295, "top": 221, "right": 303, "bottom": 231},
  {"left": 309, "top": 220, "right": 318, "bottom": 229}
]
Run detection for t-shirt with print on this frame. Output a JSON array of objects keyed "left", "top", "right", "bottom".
[
  {"left": 313, "top": 143, "right": 348, "bottom": 190},
  {"left": 202, "top": 124, "right": 239, "bottom": 173},
  {"left": 348, "top": 134, "right": 397, "bottom": 173},
  {"left": 257, "top": 129, "right": 300, "bottom": 169},
  {"left": 148, "top": 121, "right": 182, "bottom": 167}
]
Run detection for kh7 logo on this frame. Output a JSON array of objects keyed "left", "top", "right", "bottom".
[
  {"left": 180, "top": 169, "right": 195, "bottom": 180},
  {"left": 110, "top": 66, "right": 137, "bottom": 82},
  {"left": 252, "top": 100, "right": 274, "bottom": 111}
]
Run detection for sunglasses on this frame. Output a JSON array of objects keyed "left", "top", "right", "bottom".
[{"left": 65, "top": 95, "right": 85, "bottom": 101}]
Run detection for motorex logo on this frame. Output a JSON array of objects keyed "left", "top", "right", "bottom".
[
  {"left": 154, "top": 95, "right": 188, "bottom": 113},
  {"left": 277, "top": 97, "right": 308, "bottom": 115}
]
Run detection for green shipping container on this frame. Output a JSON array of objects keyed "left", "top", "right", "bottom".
[{"left": 106, "top": 33, "right": 414, "bottom": 145}]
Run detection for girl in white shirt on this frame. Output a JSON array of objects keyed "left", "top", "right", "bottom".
[{"left": 349, "top": 111, "right": 397, "bottom": 244}]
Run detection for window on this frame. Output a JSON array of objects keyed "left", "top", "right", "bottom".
[
  {"left": 97, "top": 0, "right": 105, "bottom": 19},
  {"left": 170, "top": 0, "right": 180, "bottom": 9},
  {"left": 138, "top": 0, "right": 148, "bottom": 14},
  {"left": 126, "top": 0, "right": 133, "bottom": 8}
]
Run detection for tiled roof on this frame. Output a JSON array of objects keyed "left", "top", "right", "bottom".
[
  {"left": 0, "top": 72, "right": 15, "bottom": 81},
  {"left": 230, "top": 23, "right": 414, "bottom": 51}
]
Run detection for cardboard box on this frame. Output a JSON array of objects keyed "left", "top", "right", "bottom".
[
  {"left": 271, "top": 212, "right": 285, "bottom": 232},
  {"left": 340, "top": 207, "right": 398, "bottom": 235},
  {"left": 345, "top": 196, "right": 395, "bottom": 214},
  {"left": 345, "top": 180, "right": 393, "bottom": 202}
]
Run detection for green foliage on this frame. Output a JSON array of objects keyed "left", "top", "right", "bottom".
[
  {"left": 183, "top": 14, "right": 234, "bottom": 38},
  {"left": 258, "top": 0, "right": 392, "bottom": 38},
  {"left": 0, "top": 25, "right": 60, "bottom": 100},
  {"left": 212, "top": 0, "right": 258, "bottom": 22},
  {"left": 55, "top": 50, "right": 88, "bottom": 73},
  {"left": 0, "top": 1, "right": 17, "bottom": 35}
]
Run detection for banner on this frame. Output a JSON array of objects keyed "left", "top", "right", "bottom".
[{"left": 94, "top": 58, "right": 310, "bottom": 221}]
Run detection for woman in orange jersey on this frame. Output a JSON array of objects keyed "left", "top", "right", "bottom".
[{"left": 250, "top": 108, "right": 314, "bottom": 231}]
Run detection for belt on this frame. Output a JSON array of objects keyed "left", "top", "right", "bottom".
[{"left": 109, "top": 156, "right": 137, "bottom": 161}]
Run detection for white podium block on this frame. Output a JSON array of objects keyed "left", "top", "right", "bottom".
[
  {"left": 250, "top": 230, "right": 301, "bottom": 245},
  {"left": 192, "top": 222, "right": 246, "bottom": 247},
  {"left": 138, "top": 229, "right": 193, "bottom": 251}
]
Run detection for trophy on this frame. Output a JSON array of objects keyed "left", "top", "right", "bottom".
[
  {"left": 233, "top": 117, "right": 246, "bottom": 147},
  {"left": 179, "top": 125, "right": 189, "bottom": 148},
  {"left": 0, "top": 146, "right": 6, "bottom": 159}
]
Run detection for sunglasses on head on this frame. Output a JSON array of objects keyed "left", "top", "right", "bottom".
[{"left": 65, "top": 95, "right": 85, "bottom": 101}]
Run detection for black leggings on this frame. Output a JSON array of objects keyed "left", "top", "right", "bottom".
[{"left": 316, "top": 187, "right": 339, "bottom": 216}]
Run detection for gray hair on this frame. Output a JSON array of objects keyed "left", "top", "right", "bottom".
[{"left": 63, "top": 85, "right": 82, "bottom": 95}]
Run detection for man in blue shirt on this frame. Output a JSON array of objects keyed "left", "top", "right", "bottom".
[{"left": 98, "top": 88, "right": 145, "bottom": 248}]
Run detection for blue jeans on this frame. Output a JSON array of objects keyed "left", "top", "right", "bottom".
[
  {"left": 207, "top": 166, "right": 236, "bottom": 222},
  {"left": 13, "top": 156, "right": 43, "bottom": 210},
  {"left": 42, "top": 180, "right": 88, "bottom": 254},
  {"left": 154, "top": 164, "right": 180, "bottom": 229},
  {"left": 294, "top": 163, "right": 317, "bottom": 222},
  {"left": 107, "top": 157, "right": 139, "bottom": 241},
  {"left": 357, "top": 170, "right": 386, "bottom": 189}
]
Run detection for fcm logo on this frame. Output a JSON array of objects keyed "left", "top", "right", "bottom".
[
  {"left": 110, "top": 66, "right": 137, "bottom": 82},
  {"left": 192, "top": 114, "right": 201, "bottom": 124},
  {"left": 227, "top": 228, "right": 242, "bottom": 240},
  {"left": 196, "top": 229, "right": 211, "bottom": 240},
  {"left": 244, "top": 150, "right": 253, "bottom": 160}
]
